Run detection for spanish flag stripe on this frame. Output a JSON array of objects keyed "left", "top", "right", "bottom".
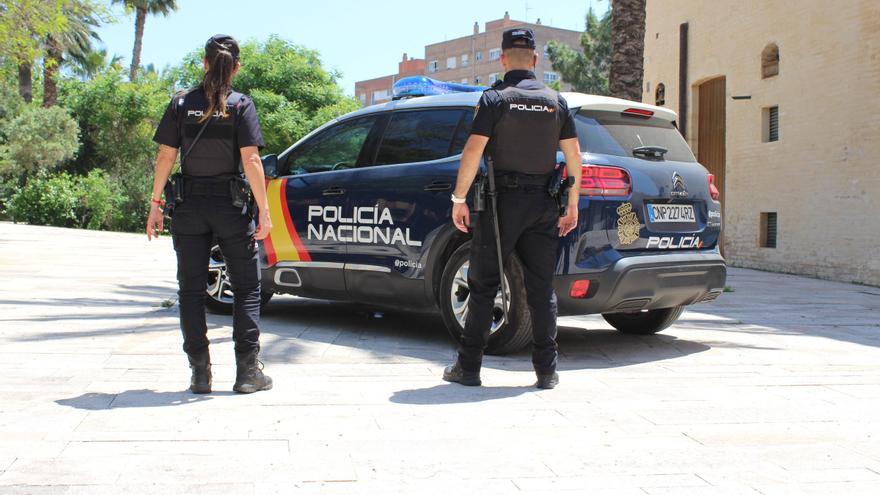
[
  {"left": 264, "top": 179, "right": 300, "bottom": 264},
  {"left": 280, "top": 182, "right": 312, "bottom": 262}
]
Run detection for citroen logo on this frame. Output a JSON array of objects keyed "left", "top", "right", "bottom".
[{"left": 671, "top": 172, "right": 688, "bottom": 198}]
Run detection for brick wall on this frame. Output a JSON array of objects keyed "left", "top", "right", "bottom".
[{"left": 643, "top": 0, "right": 880, "bottom": 286}]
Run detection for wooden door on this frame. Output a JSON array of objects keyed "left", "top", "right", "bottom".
[{"left": 697, "top": 77, "right": 726, "bottom": 252}]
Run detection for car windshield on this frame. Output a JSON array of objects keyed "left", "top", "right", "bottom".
[{"left": 574, "top": 109, "right": 696, "bottom": 162}]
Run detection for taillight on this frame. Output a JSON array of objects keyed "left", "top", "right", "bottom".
[
  {"left": 581, "top": 165, "right": 632, "bottom": 197},
  {"left": 708, "top": 174, "right": 720, "bottom": 201}
]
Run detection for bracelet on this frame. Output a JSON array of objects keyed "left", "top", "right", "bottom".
[
  {"left": 150, "top": 198, "right": 165, "bottom": 206},
  {"left": 450, "top": 193, "right": 466, "bottom": 204}
]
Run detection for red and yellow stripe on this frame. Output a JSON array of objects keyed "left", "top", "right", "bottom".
[{"left": 263, "top": 178, "right": 311, "bottom": 266}]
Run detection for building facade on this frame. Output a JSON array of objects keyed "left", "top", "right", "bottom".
[
  {"left": 355, "top": 12, "right": 582, "bottom": 104},
  {"left": 643, "top": 0, "right": 880, "bottom": 285},
  {"left": 355, "top": 54, "right": 426, "bottom": 106}
]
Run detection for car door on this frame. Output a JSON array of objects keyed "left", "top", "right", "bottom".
[
  {"left": 264, "top": 113, "right": 386, "bottom": 300},
  {"left": 344, "top": 107, "right": 473, "bottom": 306}
]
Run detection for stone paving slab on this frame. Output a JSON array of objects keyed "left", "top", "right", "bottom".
[{"left": 1, "top": 222, "right": 880, "bottom": 493}]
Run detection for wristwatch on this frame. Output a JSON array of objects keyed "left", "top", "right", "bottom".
[{"left": 450, "top": 193, "right": 466, "bottom": 204}]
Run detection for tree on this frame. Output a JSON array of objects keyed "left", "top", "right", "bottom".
[
  {"left": 69, "top": 47, "right": 124, "bottom": 80},
  {"left": 546, "top": 8, "right": 611, "bottom": 95},
  {"left": 166, "top": 36, "right": 360, "bottom": 154},
  {"left": 0, "top": 106, "right": 80, "bottom": 175},
  {"left": 609, "top": 0, "right": 646, "bottom": 101},
  {"left": 42, "top": 0, "right": 104, "bottom": 107},
  {"left": 0, "top": 0, "right": 68, "bottom": 102},
  {"left": 112, "top": 0, "right": 177, "bottom": 80}
]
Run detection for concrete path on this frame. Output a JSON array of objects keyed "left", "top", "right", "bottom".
[{"left": 1, "top": 222, "right": 879, "bottom": 494}]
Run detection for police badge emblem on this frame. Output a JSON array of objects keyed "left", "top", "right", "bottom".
[{"left": 616, "top": 202, "right": 640, "bottom": 245}]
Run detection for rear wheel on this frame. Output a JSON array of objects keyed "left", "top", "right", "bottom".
[
  {"left": 438, "top": 242, "right": 532, "bottom": 355},
  {"left": 205, "top": 245, "right": 274, "bottom": 314},
  {"left": 602, "top": 306, "right": 685, "bottom": 335}
]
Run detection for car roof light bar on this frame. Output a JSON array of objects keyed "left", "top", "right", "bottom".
[{"left": 392, "top": 76, "right": 487, "bottom": 100}]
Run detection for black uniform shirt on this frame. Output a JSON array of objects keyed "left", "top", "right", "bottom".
[
  {"left": 471, "top": 70, "right": 577, "bottom": 141},
  {"left": 153, "top": 87, "right": 265, "bottom": 176},
  {"left": 470, "top": 70, "right": 578, "bottom": 174}
]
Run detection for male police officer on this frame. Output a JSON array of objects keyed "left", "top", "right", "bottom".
[{"left": 444, "top": 28, "right": 583, "bottom": 389}]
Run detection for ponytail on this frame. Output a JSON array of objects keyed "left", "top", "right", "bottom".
[{"left": 200, "top": 47, "right": 237, "bottom": 123}]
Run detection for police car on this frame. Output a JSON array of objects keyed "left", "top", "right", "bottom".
[{"left": 205, "top": 77, "right": 726, "bottom": 355}]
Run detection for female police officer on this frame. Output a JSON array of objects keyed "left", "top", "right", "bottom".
[{"left": 146, "top": 34, "right": 273, "bottom": 394}]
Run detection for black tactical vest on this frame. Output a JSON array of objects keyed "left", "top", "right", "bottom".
[
  {"left": 486, "top": 82, "right": 563, "bottom": 175},
  {"left": 174, "top": 88, "right": 244, "bottom": 177}
]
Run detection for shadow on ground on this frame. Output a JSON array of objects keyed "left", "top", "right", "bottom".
[{"left": 55, "top": 389, "right": 227, "bottom": 410}]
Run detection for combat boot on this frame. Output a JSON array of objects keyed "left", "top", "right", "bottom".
[
  {"left": 535, "top": 372, "right": 559, "bottom": 390},
  {"left": 187, "top": 350, "right": 212, "bottom": 394},
  {"left": 442, "top": 359, "right": 482, "bottom": 387},
  {"left": 233, "top": 349, "right": 273, "bottom": 394}
]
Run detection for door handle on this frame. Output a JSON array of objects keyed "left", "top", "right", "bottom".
[
  {"left": 423, "top": 181, "right": 452, "bottom": 192},
  {"left": 322, "top": 186, "right": 346, "bottom": 196}
]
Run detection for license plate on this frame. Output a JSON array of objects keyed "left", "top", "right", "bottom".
[{"left": 647, "top": 204, "right": 695, "bottom": 223}]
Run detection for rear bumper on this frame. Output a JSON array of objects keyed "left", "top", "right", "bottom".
[{"left": 555, "top": 252, "right": 727, "bottom": 315}]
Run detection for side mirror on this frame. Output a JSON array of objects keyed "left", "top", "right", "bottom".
[{"left": 261, "top": 154, "right": 279, "bottom": 178}]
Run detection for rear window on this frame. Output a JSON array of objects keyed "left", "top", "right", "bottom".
[
  {"left": 575, "top": 109, "right": 696, "bottom": 162},
  {"left": 374, "top": 109, "right": 471, "bottom": 165}
]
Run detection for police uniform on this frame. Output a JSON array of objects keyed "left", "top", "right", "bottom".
[
  {"left": 454, "top": 29, "right": 578, "bottom": 385},
  {"left": 152, "top": 37, "right": 267, "bottom": 391}
]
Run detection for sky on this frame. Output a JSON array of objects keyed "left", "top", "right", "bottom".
[{"left": 94, "top": 0, "right": 610, "bottom": 96}]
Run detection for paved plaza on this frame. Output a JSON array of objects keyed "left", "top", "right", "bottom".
[{"left": 1, "top": 222, "right": 879, "bottom": 494}]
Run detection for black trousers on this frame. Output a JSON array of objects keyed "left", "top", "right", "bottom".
[
  {"left": 458, "top": 185, "right": 560, "bottom": 374},
  {"left": 170, "top": 190, "right": 261, "bottom": 356}
]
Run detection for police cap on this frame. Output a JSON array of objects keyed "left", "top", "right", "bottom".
[
  {"left": 205, "top": 34, "right": 240, "bottom": 61},
  {"left": 501, "top": 28, "right": 536, "bottom": 50}
]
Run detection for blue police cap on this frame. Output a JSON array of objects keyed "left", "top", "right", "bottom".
[{"left": 205, "top": 34, "right": 240, "bottom": 60}]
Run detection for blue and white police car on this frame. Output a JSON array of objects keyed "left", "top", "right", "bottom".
[{"left": 206, "top": 77, "right": 727, "bottom": 354}]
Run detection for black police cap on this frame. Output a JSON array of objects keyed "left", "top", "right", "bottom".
[
  {"left": 502, "top": 28, "right": 536, "bottom": 50},
  {"left": 205, "top": 34, "right": 240, "bottom": 60}
]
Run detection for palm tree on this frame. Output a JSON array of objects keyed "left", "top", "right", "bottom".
[
  {"left": 42, "top": 1, "right": 102, "bottom": 107},
  {"left": 70, "top": 48, "right": 124, "bottom": 80},
  {"left": 112, "top": 0, "right": 178, "bottom": 80},
  {"left": 609, "top": 0, "right": 646, "bottom": 101}
]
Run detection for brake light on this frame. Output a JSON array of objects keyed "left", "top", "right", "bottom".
[
  {"left": 708, "top": 174, "right": 720, "bottom": 201},
  {"left": 622, "top": 108, "right": 654, "bottom": 118},
  {"left": 581, "top": 165, "right": 632, "bottom": 197},
  {"left": 569, "top": 280, "right": 591, "bottom": 299}
]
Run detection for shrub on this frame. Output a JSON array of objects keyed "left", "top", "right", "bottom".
[
  {"left": 8, "top": 169, "right": 125, "bottom": 230},
  {"left": 0, "top": 106, "right": 80, "bottom": 174}
]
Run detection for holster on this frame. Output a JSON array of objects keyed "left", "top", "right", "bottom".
[
  {"left": 472, "top": 171, "right": 487, "bottom": 212},
  {"left": 163, "top": 173, "right": 185, "bottom": 217},
  {"left": 229, "top": 175, "right": 255, "bottom": 217},
  {"left": 548, "top": 165, "right": 575, "bottom": 217}
]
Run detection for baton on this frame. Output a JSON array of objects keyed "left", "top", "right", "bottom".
[{"left": 484, "top": 156, "right": 509, "bottom": 327}]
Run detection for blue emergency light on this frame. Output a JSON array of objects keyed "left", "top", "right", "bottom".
[{"left": 392, "top": 76, "right": 486, "bottom": 100}]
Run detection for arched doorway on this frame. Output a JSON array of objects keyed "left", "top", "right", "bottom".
[{"left": 696, "top": 76, "right": 726, "bottom": 252}]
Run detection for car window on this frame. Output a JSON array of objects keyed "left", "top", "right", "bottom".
[
  {"left": 374, "top": 109, "right": 469, "bottom": 165},
  {"left": 575, "top": 109, "right": 696, "bottom": 162},
  {"left": 449, "top": 109, "right": 474, "bottom": 156},
  {"left": 288, "top": 116, "right": 378, "bottom": 174}
]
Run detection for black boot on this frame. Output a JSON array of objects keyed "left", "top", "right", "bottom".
[
  {"left": 187, "top": 350, "right": 212, "bottom": 394},
  {"left": 233, "top": 349, "right": 273, "bottom": 394},
  {"left": 535, "top": 372, "right": 559, "bottom": 390},
  {"left": 442, "top": 359, "right": 481, "bottom": 387}
]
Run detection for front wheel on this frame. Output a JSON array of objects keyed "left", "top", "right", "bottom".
[
  {"left": 205, "top": 245, "right": 274, "bottom": 314},
  {"left": 602, "top": 306, "right": 685, "bottom": 335},
  {"left": 438, "top": 242, "right": 532, "bottom": 355}
]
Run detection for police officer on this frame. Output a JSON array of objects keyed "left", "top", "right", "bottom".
[
  {"left": 146, "top": 35, "right": 273, "bottom": 394},
  {"left": 444, "top": 28, "right": 583, "bottom": 389}
]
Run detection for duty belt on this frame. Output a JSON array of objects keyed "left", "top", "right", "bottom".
[
  {"left": 496, "top": 172, "right": 553, "bottom": 188},
  {"left": 184, "top": 175, "right": 233, "bottom": 197}
]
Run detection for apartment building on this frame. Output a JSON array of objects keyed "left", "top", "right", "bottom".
[{"left": 355, "top": 12, "right": 582, "bottom": 104}]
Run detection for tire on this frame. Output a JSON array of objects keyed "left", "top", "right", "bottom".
[
  {"left": 205, "top": 244, "right": 274, "bottom": 314},
  {"left": 602, "top": 305, "right": 685, "bottom": 335},
  {"left": 438, "top": 242, "right": 532, "bottom": 355}
]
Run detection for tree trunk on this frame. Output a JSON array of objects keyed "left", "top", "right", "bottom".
[
  {"left": 609, "top": 0, "right": 647, "bottom": 102},
  {"left": 18, "top": 64, "right": 33, "bottom": 103},
  {"left": 130, "top": 7, "right": 146, "bottom": 80},
  {"left": 43, "top": 39, "right": 62, "bottom": 108}
]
